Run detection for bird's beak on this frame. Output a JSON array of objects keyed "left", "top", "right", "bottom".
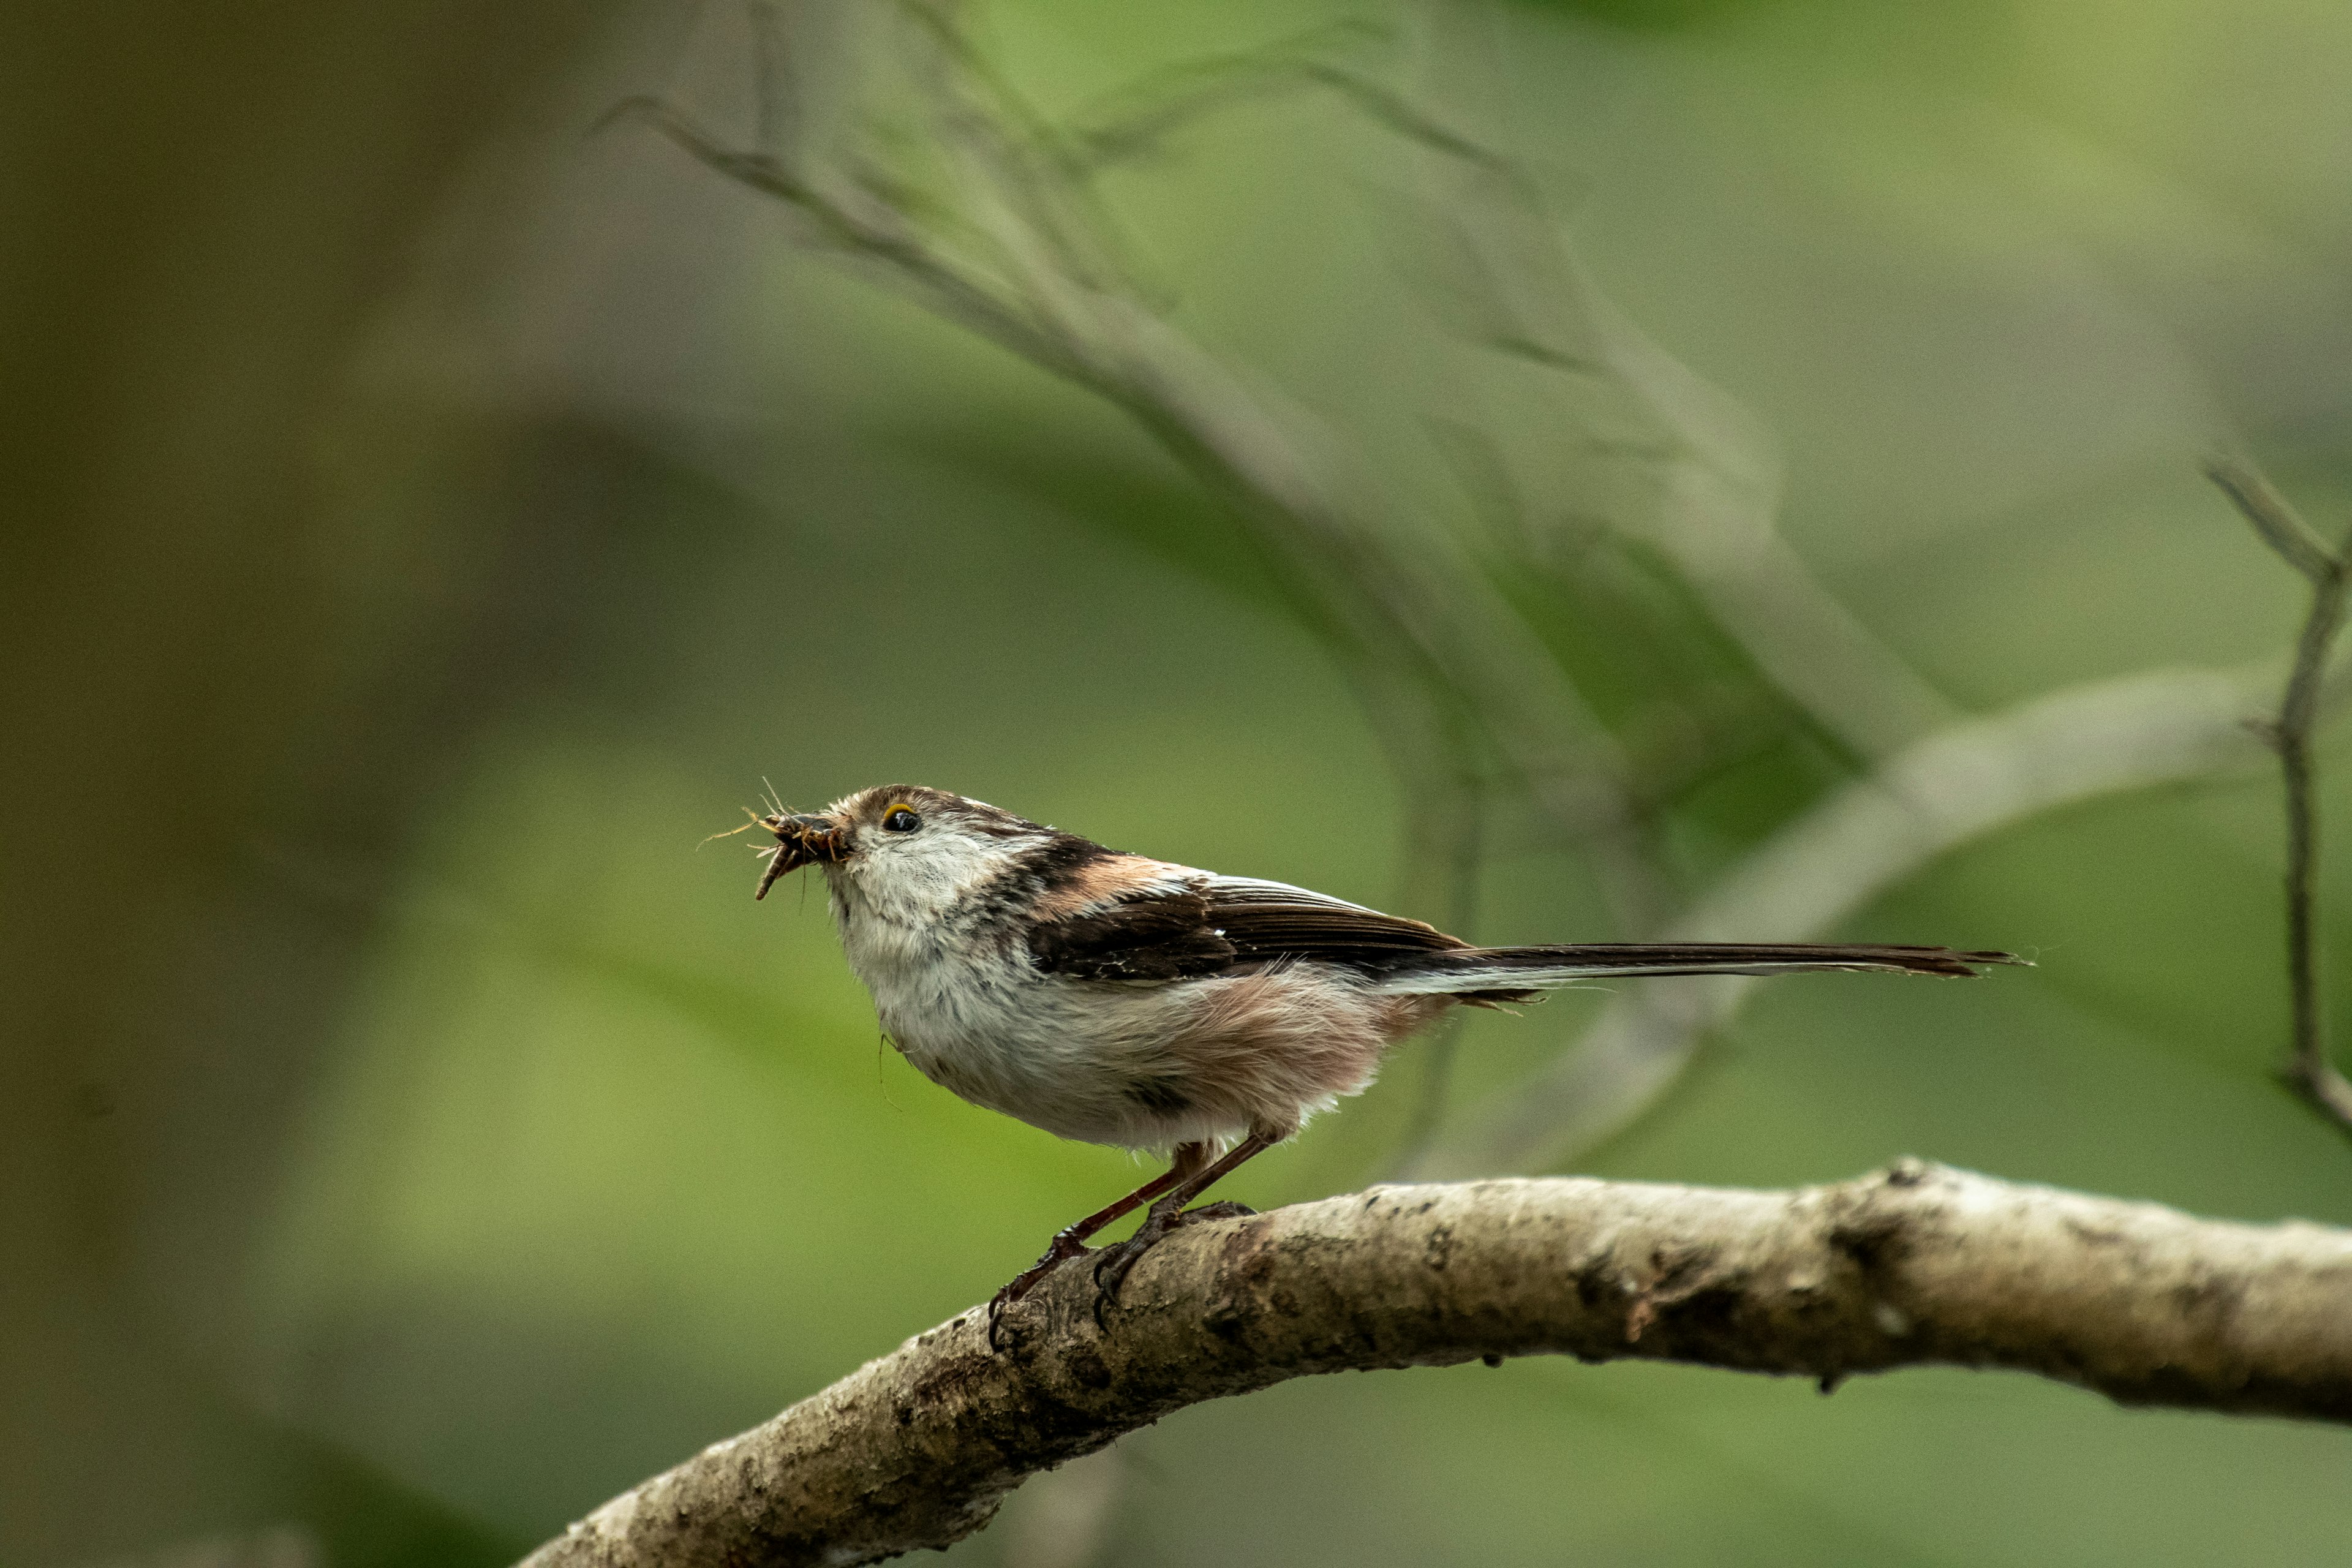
[{"left": 754, "top": 813, "right": 846, "bottom": 900}]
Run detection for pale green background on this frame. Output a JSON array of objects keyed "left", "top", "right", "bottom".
[{"left": 8, "top": 1, "right": 2352, "bottom": 1564}]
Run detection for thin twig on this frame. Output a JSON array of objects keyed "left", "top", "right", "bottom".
[{"left": 2207, "top": 455, "right": 2352, "bottom": 1138}]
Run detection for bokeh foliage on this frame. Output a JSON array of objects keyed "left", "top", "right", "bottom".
[{"left": 9, "top": 1, "right": 2352, "bottom": 1564}]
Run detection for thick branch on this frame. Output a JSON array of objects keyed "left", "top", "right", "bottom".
[{"left": 519, "top": 1163, "right": 2352, "bottom": 1568}]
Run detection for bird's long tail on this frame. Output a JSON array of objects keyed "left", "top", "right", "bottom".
[{"left": 1373, "top": 942, "right": 2023, "bottom": 995}]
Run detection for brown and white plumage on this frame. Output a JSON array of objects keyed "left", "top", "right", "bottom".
[{"left": 750, "top": 783, "right": 2021, "bottom": 1342}]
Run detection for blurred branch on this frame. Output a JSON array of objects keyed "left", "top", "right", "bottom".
[
  {"left": 614, "top": 6, "right": 1676, "bottom": 932},
  {"left": 595, "top": 96, "right": 1093, "bottom": 385},
  {"left": 518, "top": 1162, "right": 2352, "bottom": 1568},
  {"left": 1057, "top": 21, "right": 1395, "bottom": 172},
  {"left": 1414, "top": 660, "right": 2283, "bottom": 1175},
  {"left": 2206, "top": 456, "right": 2352, "bottom": 1139},
  {"left": 1387, "top": 713, "right": 1490, "bottom": 1169},
  {"left": 1378, "top": 136, "right": 1956, "bottom": 760},
  {"left": 993, "top": 1444, "right": 1128, "bottom": 1568}
]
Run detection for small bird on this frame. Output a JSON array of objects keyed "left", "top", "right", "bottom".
[{"left": 746, "top": 784, "right": 2018, "bottom": 1346}]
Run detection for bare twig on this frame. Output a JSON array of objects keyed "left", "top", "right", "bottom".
[
  {"left": 2207, "top": 455, "right": 2352, "bottom": 1137},
  {"left": 1057, "top": 22, "right": 1392, "bottom": 172},
  {"left": 518, "top": 1162, "right": 2352, "bottom": 1568}
]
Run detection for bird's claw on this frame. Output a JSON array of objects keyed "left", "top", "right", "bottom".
[
  {"left": 989, "top": 1200, "right": 1263, "bottom": 1346},
  {"left": 986, "top": 1230, "right": 1093, "bottom": 1353},
  {"left": 1088, "top": 1200, "right": 1259, "bottom": 1328}
]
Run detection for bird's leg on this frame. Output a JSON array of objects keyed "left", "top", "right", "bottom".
[
  {"left": 1092, "top": 1131, "right": 1276, "bottom": 1320},
  {"left": 986, "top": 1148, "right": 1204, "bottom": 1351}
]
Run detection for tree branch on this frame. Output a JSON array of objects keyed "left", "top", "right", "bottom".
[
  {"left": 2206, "top": 455, "right": 2352, "bottom": 1139},
  {"left": 518, "top": 1163, "right": 2352, "bottom": 1568}
]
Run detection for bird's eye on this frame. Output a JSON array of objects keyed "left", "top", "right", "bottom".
[{"left": 881, "top": 806, "right": 921, "bottom": 834}]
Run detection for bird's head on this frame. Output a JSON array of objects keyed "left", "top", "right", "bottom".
[{"left": 749, "top": 785, "right": 1047, "bottom": 913}]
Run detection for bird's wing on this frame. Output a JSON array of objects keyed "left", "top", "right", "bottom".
[
  {"left": 1024, "top": 868, "right": 1461, "bottom": 983},
  {"left": 1198, "top": 876, "right": 1466, "bottom": 964},
  {"left": 1020, "top": 864, "right": 2023, "bottom": 990}
]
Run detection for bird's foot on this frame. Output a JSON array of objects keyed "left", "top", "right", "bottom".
[
  {"left": 987, "top": 1229, "right": 1093, "bottom": 1352},
  {"left": 1090, "top": 1200, "right": 1259, "bottom": 1327}
]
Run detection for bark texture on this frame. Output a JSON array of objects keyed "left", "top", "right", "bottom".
[{"left": 519, "top": 1161, "right": 2352, "bottom": 1568}]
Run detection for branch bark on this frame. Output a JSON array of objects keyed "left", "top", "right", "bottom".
[{"left": 519, "top": 1162, "right": 2352, "bottom": 1568}]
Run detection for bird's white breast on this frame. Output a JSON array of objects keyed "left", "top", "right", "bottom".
[
  {"left": 826, "top": 890, "right": 1246, "bottom": 1148},
  {"left": 819, "top": 851, "right": 1414, "bottom": 1153}
]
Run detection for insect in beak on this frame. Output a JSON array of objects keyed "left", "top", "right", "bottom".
[{"left": 755, "top": 813, "right": 846, "bottom": 900}]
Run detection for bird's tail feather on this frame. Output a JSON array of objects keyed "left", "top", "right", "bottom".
[{"left": 1373, "top": 942, "right": 2023, "bottom": 995}]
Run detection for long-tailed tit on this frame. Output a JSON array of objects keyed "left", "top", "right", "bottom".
[{"left": 746, "top": 784, "right": 2019, "bottom": 1347}]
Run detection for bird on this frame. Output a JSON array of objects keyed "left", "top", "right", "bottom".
[{"left": 742, "top": 783, "right": 2019, "bottom": 1347}]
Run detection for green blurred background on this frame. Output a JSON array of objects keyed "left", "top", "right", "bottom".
[{"left": 9, "top": 0, "right": 2352, "bottom": 1564}]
